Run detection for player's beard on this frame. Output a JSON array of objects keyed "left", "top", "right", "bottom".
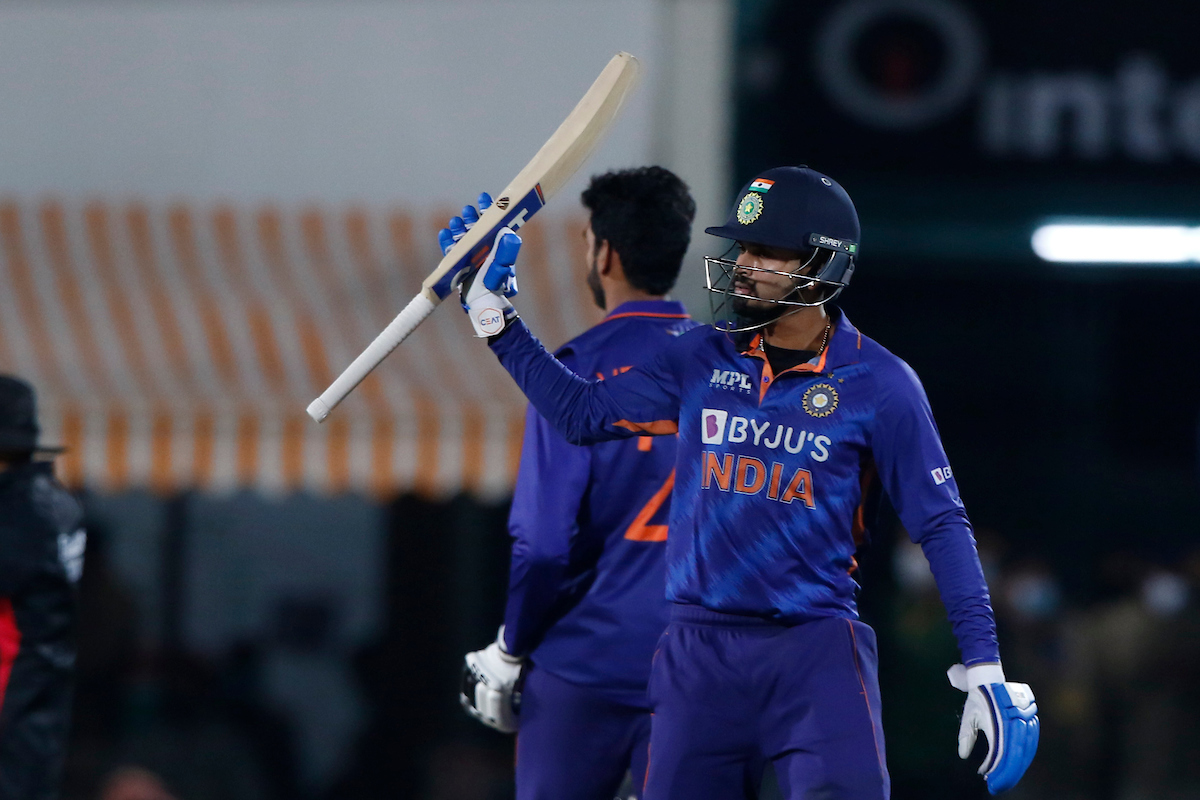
[
  {"left": 730, "top": 274, "right": 786, "bottom": 326},
  {"left": 586, "top": 254, "right": 606, "bottom": 310},
  {"left": 730, "top": 294, "right": 781, "bottom": 326}
]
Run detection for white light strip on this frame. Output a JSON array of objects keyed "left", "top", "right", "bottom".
[{"left": 1032, "top": 223, "right": 1200, "bottom": 264}]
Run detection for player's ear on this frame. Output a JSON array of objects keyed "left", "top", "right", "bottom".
[{"left": 597, "top": 239, "right": 620, "bottom": 278}]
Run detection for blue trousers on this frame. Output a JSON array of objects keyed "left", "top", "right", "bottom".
[
  {"left": 643, "top": 607, "right": 889, "bottom": 799},
  {"left": 515, "top": 664, "right": 652, "bottom": 800}
]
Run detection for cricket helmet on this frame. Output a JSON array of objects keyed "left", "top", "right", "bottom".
[{"left": 704, "top": 165, "right": 860, "bottom": 331}]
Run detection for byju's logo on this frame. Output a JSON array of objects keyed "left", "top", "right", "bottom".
[
  {"left": 702, "top": 409, "right": 729, "bottom": 444},
  {"left": 700, "top": 408, "right": 832, "bottom": 462},
  {"left": 931, "top": 466, "right": 954, "bottom": 485},
  {"left": 710, "top": 369, "right": 753, "bottom": 393}
]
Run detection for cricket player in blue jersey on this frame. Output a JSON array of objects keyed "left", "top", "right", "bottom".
[
  {"left": 455, "top": 165, "right": 1039, "bottom": 798},
  {"left": 456, "top": 167, "right": 699, "bottom": 799}
]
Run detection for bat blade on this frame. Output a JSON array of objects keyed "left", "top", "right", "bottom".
[
  {"left": 307, "top": 51, "right": 641, "bottom": 422},
  {"left": 424, "top": 51, "right": 641, "bottom": 301}
]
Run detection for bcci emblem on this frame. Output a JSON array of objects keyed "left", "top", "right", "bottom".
[
  {"left": 736, "top": 192, "right": 763, "bottom": 225},
  {"left": 802, "top": 383, "right": 839, "bottom": 418}
]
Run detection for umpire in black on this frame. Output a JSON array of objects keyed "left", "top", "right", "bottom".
[{"left": 0, "top": 376, "right": 85, "bottom": 800}]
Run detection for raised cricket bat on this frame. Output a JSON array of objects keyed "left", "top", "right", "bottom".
[{"left": 307, "top": 51, "right": 641, "bottom": 422}]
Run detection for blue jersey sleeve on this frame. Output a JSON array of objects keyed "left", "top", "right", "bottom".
[
  {"left": 502, "top": 398, "right": 593, "bottom": 657},
  {"left": 490, "top": 320, "right": 683, "bottom": 444},
  {"left": 870, "top": 359, "right": 1000, "bottom": 666}
]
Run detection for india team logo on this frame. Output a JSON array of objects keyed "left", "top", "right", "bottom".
[
  {"left": 801, "top": 383, "right": 839, "bottom": 417},
  {"left": 736, "top": 192, "right": 763, "bottom": 225}
]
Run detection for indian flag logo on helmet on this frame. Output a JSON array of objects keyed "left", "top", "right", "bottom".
[
  {"left": 749, "top": 178, "right": 774, "bottom": 193},
  {"left": 736, "top": 192, "right": 764, "bottom": 225}
]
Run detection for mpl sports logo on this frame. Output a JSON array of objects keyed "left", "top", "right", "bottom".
[{"left": 710, "top": 369, "right": 753, "bottom": 393}]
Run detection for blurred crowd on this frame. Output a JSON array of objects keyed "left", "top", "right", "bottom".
[
  {"left": 59, "top": 508, "right": 1200, "bottom": 800},
  {"left": 879, "top": 527, "right": 1200, "bottom": 800}
]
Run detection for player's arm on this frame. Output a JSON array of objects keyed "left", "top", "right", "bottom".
[
  {"left": 869, "top": 361, "right": 1039, "bottom": 794},
  {"left": 502, "top": 398, "right": 593, "bottom": 657},
  {"left": 450, "top": 203, "right": 683, "bottom": 445},
  {"left": 869, "top": 361, "right": 997, "bottom": 662},
  {"left": 489, "top": 318, "right": 682, "bottom": 444}
]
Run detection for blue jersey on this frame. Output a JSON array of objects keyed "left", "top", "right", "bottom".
[
  {"left": 503, "top": 299, "right": 698, "bottom": 705},
  {"left": 492, "top": 308, "right": 1000, "bottom": 666}
]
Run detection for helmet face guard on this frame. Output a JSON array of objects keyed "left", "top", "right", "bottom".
[{"left": 705, "top": 233, "right": 857, "bottom": 333}]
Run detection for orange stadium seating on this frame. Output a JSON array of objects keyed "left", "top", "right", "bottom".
[{"left": 0, "top": 199, "right": 601, "bottom": 498}]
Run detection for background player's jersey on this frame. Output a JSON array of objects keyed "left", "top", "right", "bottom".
[
  {"left": 503, "top": 299, "right": 697, "bottom": 706},
  {"left": 492, "top": 309, "right": 1000, "bottom": 666}
]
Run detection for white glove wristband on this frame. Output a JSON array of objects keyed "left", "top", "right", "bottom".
[
  {"left": 948, "top": 662, "right": 1006, "bottom": 691},
  {"left": 462, "top": 227, "right": 519, "bottom": 338},
  {"left": 947, "top": 660, "right": 1039, "bottom": 793},
  {"left": 464, "top": 283, "right": 514, "bottom": 338}
]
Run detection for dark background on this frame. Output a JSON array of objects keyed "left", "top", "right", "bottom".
[{"left": 57, "top": 1, "right": 1200, "bottom": 799}]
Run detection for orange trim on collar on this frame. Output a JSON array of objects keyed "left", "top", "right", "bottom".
[
  {"left": 743, "top": 331, "right": 832, "bottom": 404},
  {"left": 601, "top": 311, "right": 691, "bottom": 324}
]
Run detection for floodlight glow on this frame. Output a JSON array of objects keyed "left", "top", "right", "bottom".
[{"left": 1032, "top": 223, "right": 1200, "bottom": 264}]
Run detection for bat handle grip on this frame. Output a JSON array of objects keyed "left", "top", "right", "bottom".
[{"left": 306, "top": 291, "right": 439, "bottom": 422}]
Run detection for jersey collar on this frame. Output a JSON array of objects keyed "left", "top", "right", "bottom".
[
  {"left": 741, "top": 306, "right": 863, "bottom": 374},
  {"left": 601, "top": 298, "right": 691, "bottom": 324}
]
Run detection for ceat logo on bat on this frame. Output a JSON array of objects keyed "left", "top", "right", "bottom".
[{"left": 475, "top": 308, "right": 506, "bottom": 336}]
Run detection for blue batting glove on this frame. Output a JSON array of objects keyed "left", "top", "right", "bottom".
[
  {"left": 439, "top": 192, "right": 518, "bottom": 298},
  {"left": 461, "top": 226, "right": 522, "bottom": 337},
  {"left": 949, "top": 664, "right": 1040, "bottom": 794},
  {"left": 483, "top": 232, "right": 520, "bottom": 298},
  {"left": 438, "top": 192, "right": 494, "bottom": 255}
]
